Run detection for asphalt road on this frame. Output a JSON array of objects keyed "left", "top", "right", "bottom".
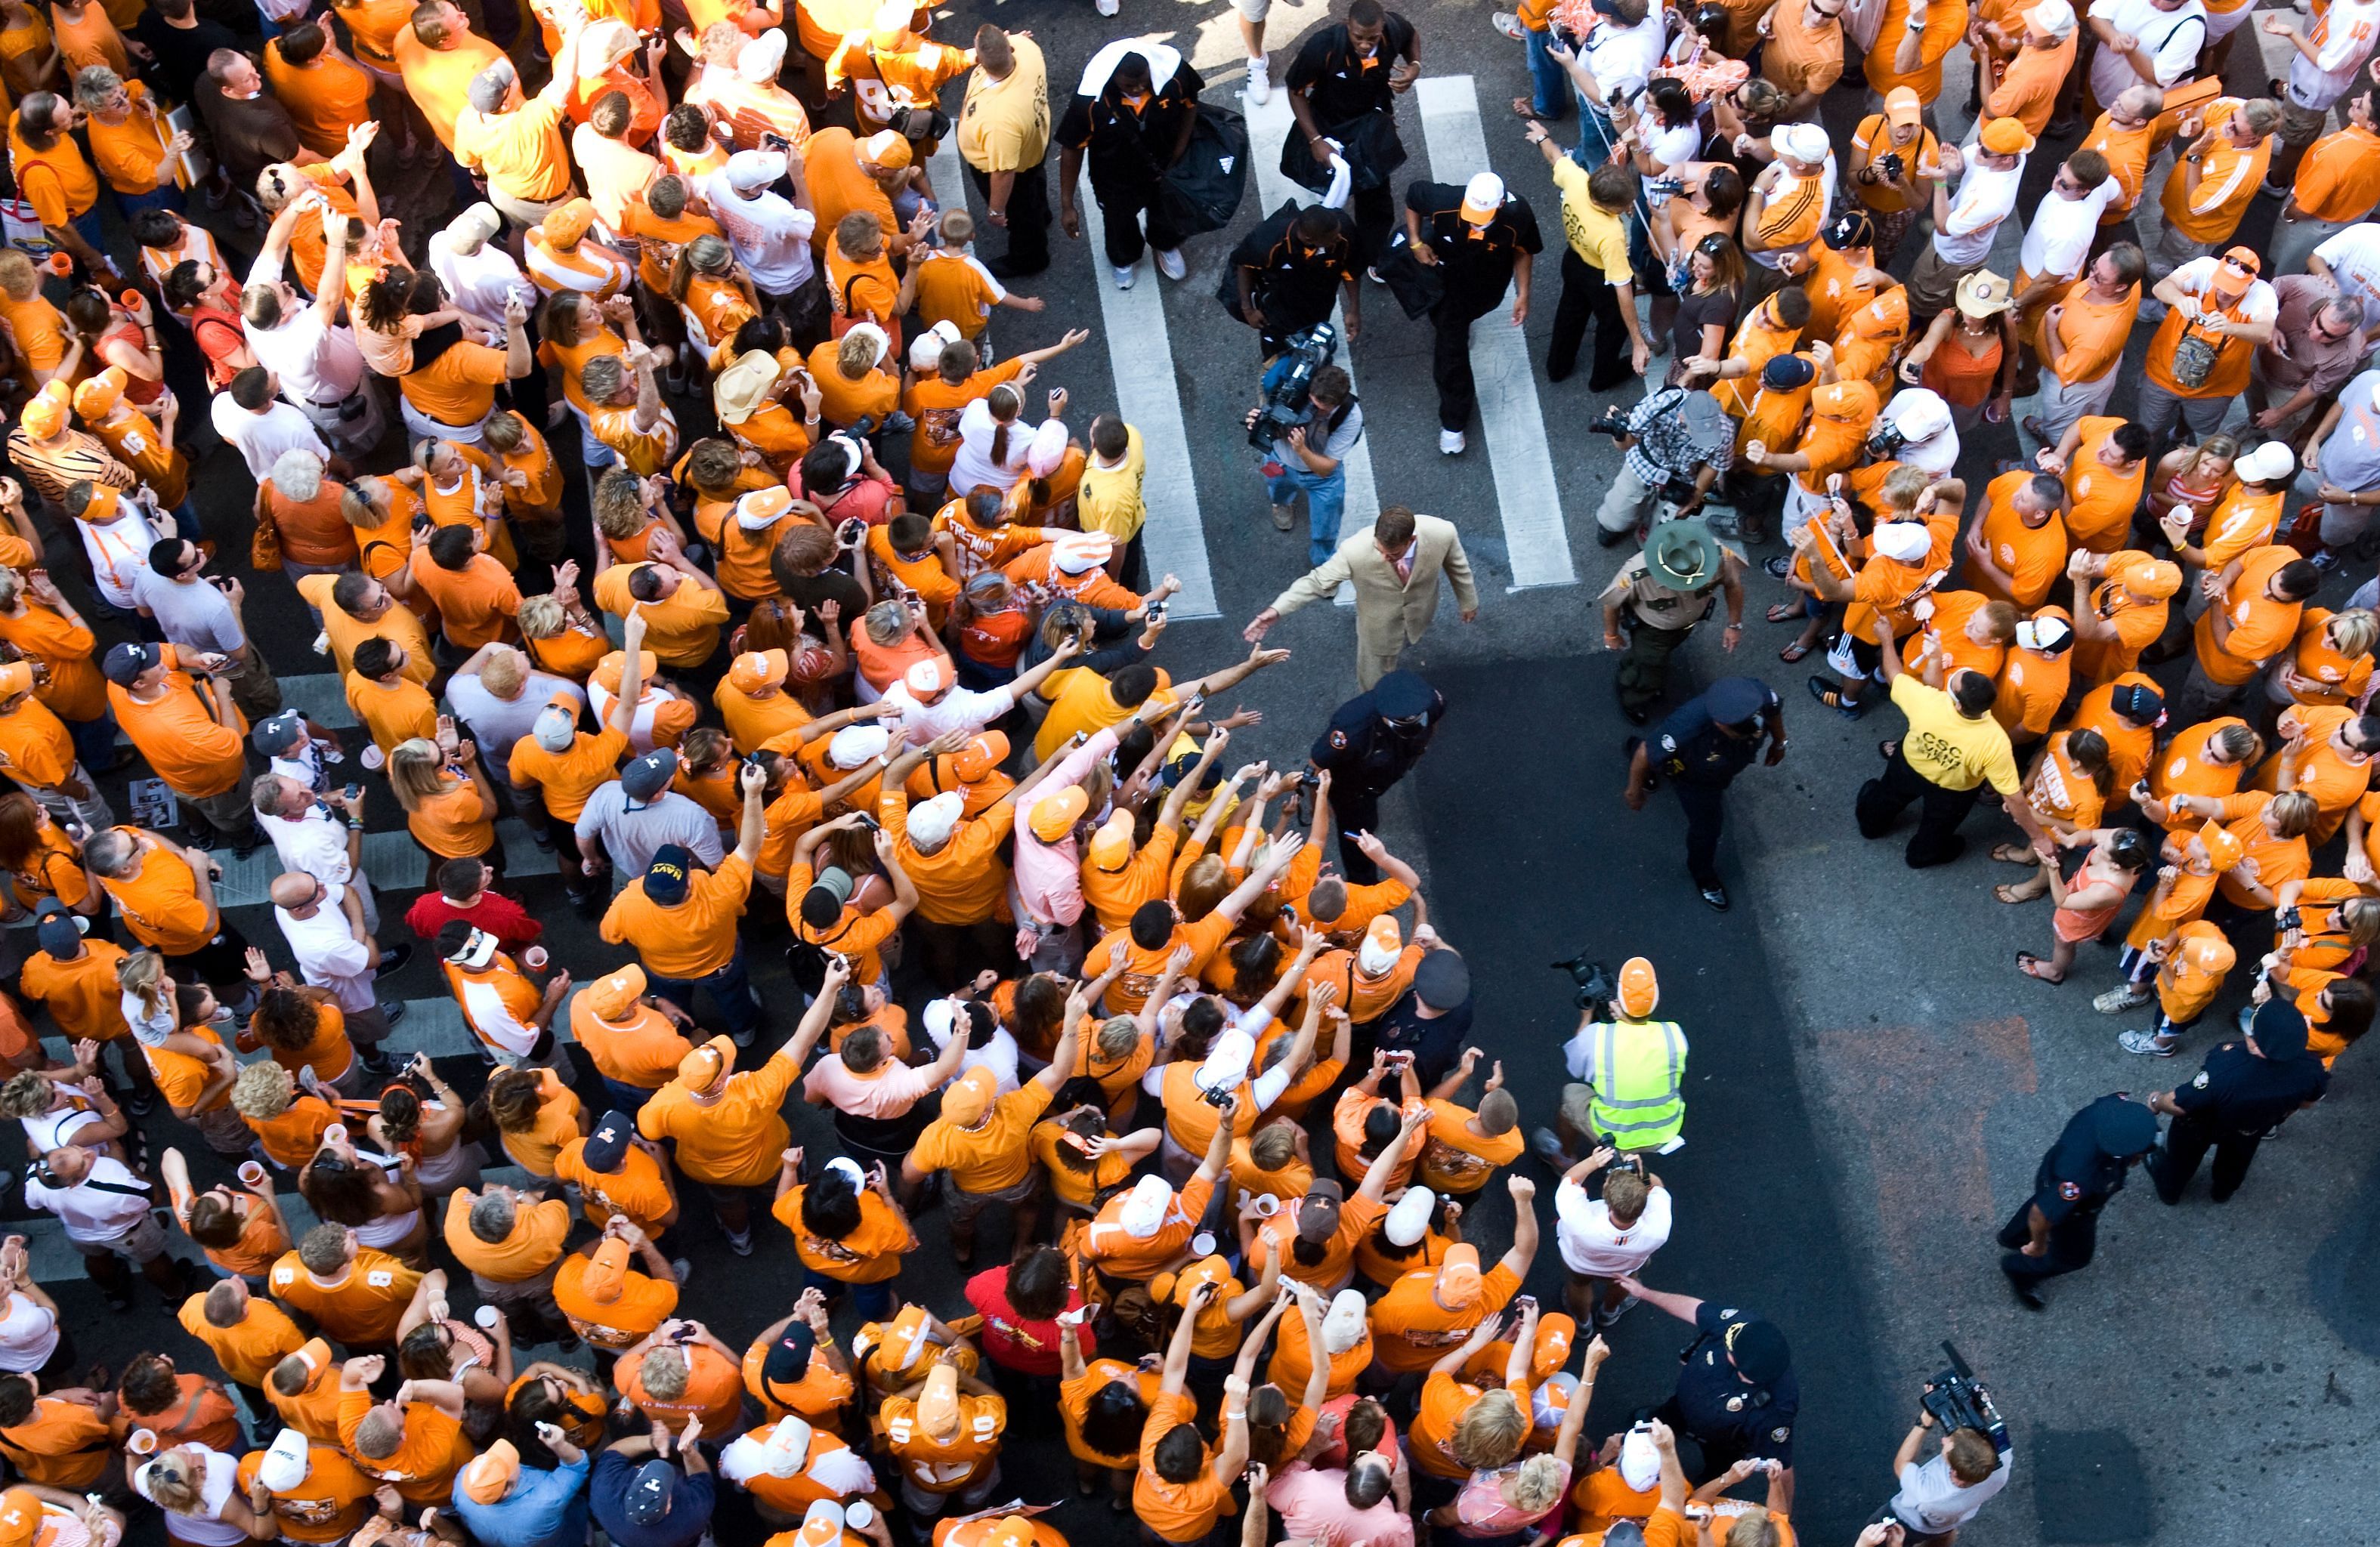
[{"left": 8, "top": 1, "right": 2380, "bottom": 1544}]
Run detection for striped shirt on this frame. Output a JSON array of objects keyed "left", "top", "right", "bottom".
[
  {"left": 4, "top": 428, "right": 134, "bottom": 507},
  {"left": 524, "top": 233, "right": 632, "bottom": 301}
]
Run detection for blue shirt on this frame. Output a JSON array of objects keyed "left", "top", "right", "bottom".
[
  {"left": 450, "top": 1456, "right": 590, "bottom": 1547},
  {"left": 589, "top": 1452, "right": 716, "bottom": 1547}
]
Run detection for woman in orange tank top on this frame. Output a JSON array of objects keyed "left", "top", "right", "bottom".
[{"left": 1905, "top": 273, "right": 2017, "bottom": 428}]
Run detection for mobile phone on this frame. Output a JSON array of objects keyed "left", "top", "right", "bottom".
[{"left": 344, "top": 783, "right": 363, "bottom": 801}]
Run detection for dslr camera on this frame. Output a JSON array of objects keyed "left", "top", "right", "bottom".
[
  {"left": 1866, "top": 419, "right": 1909, "bottom": 461},
  {"left": 1876, "top": 149, "right": 1906, "bottom": 183},
  {"left": 1551, "top": 953, "right": 1619, "bottom": 1011},
  {"left": 1588, "top": 404, "right": 1634, "bottom": 440},
  {"left": 1921, "top": 1344, "right": 2011, "bottom": 1453},
  {"left": 1248, "top": 321, "right": 1340, "bottom": 451}
]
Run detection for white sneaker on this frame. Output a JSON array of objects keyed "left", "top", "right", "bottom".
[
  {"left": 1245, "top": 54, "right": 1269, "bottom": 103},
  {"left": 1112, "top": 263, "right": 1136, "bottom": 289},
  {"left": 1439, "top": 429, "right": 1466, "bottom": 454},
  {"left": 1490, "top": 9, "right": 1525, "bottom": 37},
  {"left": 1096, "top": 0, "right": 1118, "bottom": 14},
  {"left": 1154, "top": 246, "right": 1186, "bottom": 280}
]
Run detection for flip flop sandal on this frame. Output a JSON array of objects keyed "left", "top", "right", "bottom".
[
  {"left": 1779, "top": 638, "right": 1813, "bottom": 662},
  {"left": 1995, "top": 884, "right": 2038, "bottom": 904},
  {"left": 1877, "top": 740, "right": 1899, "bottom": 761},
  {"left": 1990, "top": 844, "right": 2036, "bottom": 864},
  {"left": 2014, "top": 951, "right": 2063, "bottom": 982},
  {"left": 1766, "top": 601, "right": 1804, "bottom": 623}
]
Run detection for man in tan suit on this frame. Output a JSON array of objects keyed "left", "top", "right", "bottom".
[{"left": 1244, "top": 506, "right": 1480, "bottom": 687}]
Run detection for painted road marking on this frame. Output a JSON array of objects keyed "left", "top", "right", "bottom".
[
  {"left": 1414, "top": 74, "right": 1577, "bottom": 592},
  {"left": 1244, "top": 88, "right": 1381, "bottom": 604}
]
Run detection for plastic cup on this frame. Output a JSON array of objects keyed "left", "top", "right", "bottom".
[
  {"left": 474, "top": 1306, "right": 499, "bottom": 1329},
  {"left": 125, "top": 1429, "right": 157, "bottom": 1456},
  {"left": 524, "top": 946, "right": 549, "bottom": 972},
  {"left": 323, "top": 1124, "right": 348, "bottom": 1147},
  {"left": 236, "top": 1162, "right": 266, "bottom": 1188}
]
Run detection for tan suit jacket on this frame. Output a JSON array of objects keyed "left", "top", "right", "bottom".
[{"left": 1267, "top": 514, "right": 1480, "bottom": 659}]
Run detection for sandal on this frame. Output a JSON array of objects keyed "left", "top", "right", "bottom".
[
  {"left": 1994, "top": 883, "right": 2042, "bottom": 904},
  {"left": 1991, "top": 843, "right": 2035, "bottom": 864},
  {"left": 1878, "top": 739, "right": 1899, "bottom": 761},
  {"left": 1779, "top": 638, "right": 1813, "bottom": 662},
  {"left": 1766, "top": 601, "right": 1805, "bottom": 623},
  {"left": 1807, "top": 676, "right": 1865, "bottom": 718},
  {"left": 2014, "top": 951, "right": 2064, "bottom": 983}
]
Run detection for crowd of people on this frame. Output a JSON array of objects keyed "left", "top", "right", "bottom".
[{"left": 0, "top": 0, "right": 2360, "bottom": 1534}]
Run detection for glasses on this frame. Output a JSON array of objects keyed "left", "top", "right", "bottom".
[{"left": 2223, "top": 257, "right": 2255, "bottom": 273}]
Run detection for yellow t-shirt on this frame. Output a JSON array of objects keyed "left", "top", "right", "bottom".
[
  {"left": 1077, "top": 425, "right": 1148, "bottom": 543},
  {"left": 956, "top": 36, "right": 1049, "bottom": 173},
  {"left": 1889, "top": 674, "right": 2020, "bottom": 794},
  {"left": 1550, "top": 159, "right": 1630, "bottom": 282}
]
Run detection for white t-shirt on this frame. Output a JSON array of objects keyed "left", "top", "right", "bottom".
[
  {"left": 209, "top": 397, "right": 329, "bottom": 481},
  {"left": 876, "top": 680, "right": 1020, "bottom": 744},
  {"left": 277, "top": 883, "right": 376, "bottom": 1010},
  {"left": 702, "top": 180, "right": 818, "bottom": 295},
  {"left": 1891, "top": 1450, "right": 2013, "bottom": 1533},
  {"left": 2314, "top": 224, "right": 2380, "bottom": 310},
  {"left": 78, "top": 503, "right": 158, "bottom": 611},
  {"left": 244, "top": 250, "right": 366, "bottom": 406},
  {"left": 1932, "top": 157, "right": 2023, "bottom": 265},
  {"left": 18, "top": 1100, "right": 100, "bottom": 1155},
  {"left": 1879, "top": 394, "right": 1961, "bottom": 474},
  {"left": 135, "top": 1447, "right": 246, "bottom": 1546},
  {"left": 447, "top": 670, "right": 586, "bottom": 763},
  {"left": 261, "top": 804, "right": 354, "bottom": 891},
  {"left": 430, "top": 237, "right": 536, "bottom": 328},
  {"left": 0, "top": 1289, "right": 58, "bottom": 1371},
  {"left": 1553, "top": 1176, "right": 1674, "bottom": 1276},
  {"left": 24, "top": 1154, "right": 155, "bottom": 1242},
  {"left": 2167, "top": 255, "right": 2281, "bottom": 327},
  {"left": 1581, "top": 14, "right": 1664, "bottom": 97},
  {"left": 2086, "top": 0, "right": 2207, "bottom": 107},
  {"left": 2019, "top": 179, "right": 2121, "bottom": 281}
]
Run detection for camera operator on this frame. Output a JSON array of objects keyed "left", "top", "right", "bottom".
[
  {"left": 1887, "top": 1412, "right": 2010, "bottom": 1544},
  {"left": 1591, "top": 387, "right": 1736, "bottom": 548},
  {"left": 1224, "top": 201, "right": 1363, "bottom": 357},
  {"left": 1244, "top": 362, "right": 1364, "bottom": 567}
]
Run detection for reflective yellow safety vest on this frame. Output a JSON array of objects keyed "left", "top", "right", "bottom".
[{"left": 1581, "top": 1018, "right": 1688, "bottom": 1148}]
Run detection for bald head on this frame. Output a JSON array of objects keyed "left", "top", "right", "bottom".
[{"left": 270, "top": 873, "right": 323, "bottom": 911}]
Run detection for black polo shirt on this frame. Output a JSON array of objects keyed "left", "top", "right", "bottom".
[
  {"left": 1283, "top": 17, "right": 1419, "bottom": 125},
  {"left": 1405, "top": 181, "right": 1542, "bottom": 309},
  {"left": 1229, "top": 205, "right": 1356, "bottom": 321},
  {"left": 1056, "top": 62, "right": 1204, "bottom": 190}
]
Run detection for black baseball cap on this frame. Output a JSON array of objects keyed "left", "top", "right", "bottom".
[
  {"left": 763, "top": 1320, "right": 816, "bottom": 1384},
  {"left": 624, "top": 1460, "right": 675, "bottom": 1524},
  {"left": 644, "top": 845, "right": 691, "bottom": 906},
  {"left": 100, "top": 641, "right": 158, "bottom": 687},
  {"left": 1373, "top": 671, "right": 1434, "bottom": 721},
  {"left": 581, "top": 1110, "right": 633, "bottom": 1173}
]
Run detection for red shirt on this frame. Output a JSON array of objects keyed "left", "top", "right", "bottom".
[
  {"left": 963, "top": 1266, "right": 1086, "bottom": 1377},
  {"left": 402, "top": 889, "right": 543, "bottom": 951}
]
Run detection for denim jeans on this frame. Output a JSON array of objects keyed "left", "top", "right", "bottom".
[
  {"left": 1570, "top": 103, "right": 1618, "bottom": 169},
  {"left": 1525, "top": 28, "right": 1569, "bottom": 118},
  {"left": 1266, "top": 464, "right": 1349, "bottom": 567},
  {"left": 649, "top": 940, "right": 760, "bottom": 1042},
  {"left": 113, "top": 184, "right": 184, "bottom": 221}
]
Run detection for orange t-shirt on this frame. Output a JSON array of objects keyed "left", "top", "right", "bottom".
[
  {"left": 910, "top": 1081, "right": 1053, "bottom": 1193},
  {"left": 265, "top": 44, "right": 375, "bottom": 157},
  {"left": 2194, "top": 546, "right": 2305, "bottom": 686},
  {"left": 109, "top": 648, "right": 246, "bottom": 797},
  {"left": 1369, "top": 1261, "right": 1522, "bottom": 1373},
  {"left": 268, "top": 1250, "right": 423, "bottom": 1348},
  {"left": 236, "top": 1446, "right": 376, "bottom": 1545},
  {"left": 2292, "top": 125, "right": 2380, "bottom": 222},
  {"left": 553, "top": 1251, "right": 679, "bottom": 1348},
  {"left": 0, "top": 1398, "right": 113, "bottom": 1487},
  {"left": 1135, "top": 1391, "right": 1229, "bottom": 1541},
  {"left": 617, "top": 1342, "right": 746, "bottom": 1436},
  {"left": 335, "top": 1388, "right": 473, "bottom": 1505},
  {"left": 406, "top": 772, "right": 496, "bottom": 860},
  {"left": 635, "top": 1049, "right": 801, "bottom": 1187},
  {"left": 100, "top": 832, "right": 215, "bottom": 954},
  {"left": 568, "top": 989, "right": 695, "bottom": 1090}
]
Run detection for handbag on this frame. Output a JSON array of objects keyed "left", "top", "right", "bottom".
[
  {"left": 1280, "top": 107, "right": 1407, "bottom": 196},
  {"left": 0, "top": 198, "right": 51, "bottom": 259},
  {"left": 250, "top": 506, "right": 284, "bottom": 573},
  {"left": 1373, "top": 228, "right": 1444, "bottom": 320},
  {"left": 1158, "top": 103, "right": 1250, "bottom": 239}
]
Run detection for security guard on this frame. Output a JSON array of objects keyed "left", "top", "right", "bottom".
[
  {"left": 1561, "top": 957, "right": 1689, "bottom": 1154},
  {"left": 1399, "top": 173, "right": 1542, "bottom": 455},
  {"left": 1624, "top": 676, "right": 1786, "bottom": 912},
  {"left": 1600, "top": 520, "right": 1749, "bottom": 726},
  {"left": 2146, "top": 999, "right": 2330, "bottom": 1204},
  {"left": 1997, "top": 1092, "right": 2159, "bottom": 1310},
  {"left": 1310, "top": 669, "right": 1443, "bottom": 884},
  {"left": 1618, "top": 1280, "right": 1798, "bottom": 1482},
  {"left": 1223, "top": 202, "right": 1361, "bottom": 355}
]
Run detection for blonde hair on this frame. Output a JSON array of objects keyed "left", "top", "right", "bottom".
[
  {"left": 2172, "top": 433, "right": 2240, "bottom": 480},
  {"left": 387, "top": 739, "right": 452, "bottom": 812},
  {"left": 1879, "top": 465, "right": 1931, "bottom": 513},
  {"left": 0, "top": 251, "right": 38, "bottom": 303},
  {"left": 593, "top": 495, "right": 649, "bottom": 540},
  {"left": 836, "top": 332, "right": 879, "bottom": 380},
  {"left": 479, "top": 648, "right": 527, "bottom": 697},
  {"left": 2267, "top": 790, "right": 2317, "bottom": 838},
  {"left": 1450, "top": 1390, "right": 1528, "bottom": 1471},
  {"left": 517, "top": 594, "right": 566, "bottom": 639},
  {"left": 1247, "top": 1119, "right": 1297, "bottom": 1171},
  {"left": 638, "top": 1345, "right": 690, "bottom": 1400},
  {"left": 1501, "top": 1454, "right": 1568, "bottom": 1515},
  {"left": 1096, "top": 1017, "right": 1140, "bottom": 1059},
  {"left": 142, "top": 1450, "right": 206, "bottom": 1511},
  {"left": 2328, "top": 610, "right": 2380, "bottom": 660},
  {"left": 116, "top": 950, "right": 170, "bottom": 1021},
  {"left": 1973, "top": 600, "right": 2018, "bottom": 643},
  {"left": 863, "top": 600, "right": 910, "bottom": 645},
  {"left": 230, "top": 1058, "right": 295, "bottom": 1120}
]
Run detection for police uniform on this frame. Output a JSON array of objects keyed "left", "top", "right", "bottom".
[
  {"left": 1997, "top": 1092, "right": 2159, "bottom": 1308},
  {"left": 1310, "top": 669, "right": 1442, "bottom": 885},
  {"left": 1653, "top": 1302, "right": 1798, "bottom": 1479},
  {"left": 1402, "top": 180, "right": 1543, "bottom": 436},
  {"left": 1056, "top": 49, "right": 1204, "bottom": 273},
  {"left": 1602, "top": 525, "right": 1746, "bottom": 723},
  {"left": 1637, "top": 676, "right": 1780, "bottom": 909},
  {"left": 2148, "top": 1001, "right": 2330, "bottom": 1204},
  {"left": 1223, "top": 204, "right": 1358, "bottom": 355},
  {"left": 1371, "top": 949, "right": 1471, "bottom": 1087}
]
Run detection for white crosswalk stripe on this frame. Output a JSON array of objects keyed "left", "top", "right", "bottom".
[
  {"left": 1068, "top": 166, "right": 1223, "bottom": 619},
  {"left": 199, "top": 817, "right": 558, "bottom": 910},
  {"left": 1414, "top": 75, "right": 1578, "bottom": 592},
  {"left": 1243, "top": 88, "right": 1383, "bottom": 607}
]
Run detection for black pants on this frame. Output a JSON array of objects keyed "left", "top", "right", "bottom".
[
  {"left": 1547, "top": 246, "right": 1632, "bottom": 389},
  {"left": 2149, "top": 1111, "right": 2264, "bottom": 1203},
  {"left": 1334, "top": 785, "right": 1387, "bottom": 882},
  {"left": 1428, "top": 298, "right": 1498, "bottom": 433},
  {"left": 165, "top": 922, "right": 255, "bottom": 996},
  {"left": 966, "top": 160, "right": 1052, "bottom": 274},
  {"left": 1997, "top": 1197, "right": 2102, "bottom": 1285},
  {"left": 1350, "top": 182, "right": 1394, "bottom": 271},
  {"left": 1855, "top": 749, "right": 1983, "bottom": 867},
  {"left": 1674, "top": 780, "right": 1726, "bottom": 889},
  {"left": 1093, "top": 176, "right": 1182, "bottom": 268}
]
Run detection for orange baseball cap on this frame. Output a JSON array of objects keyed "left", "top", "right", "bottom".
[
  {"left": 1979, "top": 117, "right": 2035, "bottom": 155},
  {"left": 1618, "top": 957, "right": 1659, "bottom": 1017},
  {"left": 2197, "top": 820, "right": 2244, "bottom": 872},
  {"left": 542, "top": 199, "right": 595, "bottom": 245},
  {"left": 861, "top": 129, "right": 912, "bottom": 170},
  {"left": 941, "top": 1067, "right": 997, "bottom": 1126},
  {"left": 1532, "top": 1313, "right": 1578, "bottom": 1379},
  {"left": 0, "top": 663, "right": 34, "bottom": 700},
  {"left": 951, "top": 730, "right": 1007, "bottom": 783},
  {"left": 19, "top": 383, "right": 68, "bottom": 437},
  {"left": 1031, "top": 786, "right": 1089, "bottom": 842},
  {"left": 0, "top": 1488, "right": 43, "bottom": 1547},
  {"left": 580, "top": 1237, "right": 631, "bottom": 1302},
  {"left": 729, "top": 649, "right": 789, "bottom": 694},
  {"left": 1086, "top": 809, "right": 1135, "bottom": 869},
  {"left": 1438, "top": 1244, "right": 1484, "bottom": 1306},
  {"left": 676, "top": 1035, "right": 734, "bottom": 1092},
  {"left": 1883, "top": 86, "right": 1921, "bottom": 126},
  {"left": 461, "top": 1439, "right": 520, "bottom": 1504},
  {"left": 2113, "top": 554, "right": 2181, "bottom": 600},
  {"left": 593, "top": 650, "right": 659, "bottom": 696},
  {"left": 73, "top": 366, "right": 128, "bottom": 419},
  {"left": 586, "top": 963, "right": 646, "bottom": 1021}
]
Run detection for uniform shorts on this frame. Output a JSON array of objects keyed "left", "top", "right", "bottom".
[{"left": 1232, "top": 0, "right": 1272, "bottom": 20}]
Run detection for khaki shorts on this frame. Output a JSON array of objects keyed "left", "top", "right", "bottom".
[
  {"left": 83, "top": 1208, "right": 168, "bottom": 1264},
  {"left": 947, "top": 1170, "right": 1044, "bottom": 1229},
  {"left": 1560, "top": 1082, "right": 1598, "bottom": 1137}
]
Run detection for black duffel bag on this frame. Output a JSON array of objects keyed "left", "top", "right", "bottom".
[{"left": 1159, "top": 103, "right": 1250, "bottom": 237}]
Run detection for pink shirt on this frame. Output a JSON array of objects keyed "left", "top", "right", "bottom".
[
  {"left": 802, "top": 1054, "right": 934, "bottom": 1117},
  {"left": 1267, "top": 1462, "right": 1417, "bottom": 1547},
  {"left": 1011, "top": 727, "right": 1119, "bottom": 931}
]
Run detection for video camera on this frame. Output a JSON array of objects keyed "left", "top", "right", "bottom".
[
  {"left": 1552, "top": 954, "right": 1618, "bottom": 1011},
  {"left": 1248, "top": 321, "right": 1340, "bottom": 450},
  {"left": 1921, "top": 1343, "right": 2011, "bottom": 1454}
]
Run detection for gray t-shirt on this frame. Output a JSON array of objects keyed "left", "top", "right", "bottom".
[
  {"left": 446, "top": 672, "right": 587, "bottom": 767},
  {"left": 573, "top": 783, "right": 725, "bottom": 877},
  {"left": 1269, "top": 397, "right": 1365, "bottom": 471},
  {"left": 131, "top": 573, "right": 245, "bottom": 654},
  {"left": 2317, "top": 372, "right": 2380, "bottom": 493},
  {"left": 1891, "top": 1450, "right": 2011, "bottom": 1533}
]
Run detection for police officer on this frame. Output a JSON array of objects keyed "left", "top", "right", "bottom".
[
  {"left": 1056, "top": 42, "right": 1204, "bottom": 286},
  {"left": 2145, "top": 999, "right": 2330, "bottom": 1204},
  {"left": 1610, "top": 1279, "right": 1798, "bottom": 1483},
  {"left": 1625, "top": 676, "right": 1785, "bottom": 912},
  {"left": 1225, "top": 202, "right": 1362, "bottom": 355},
  {"left": 1997, "top": 1092, "right": 2159, "bottom": 1310},
  {"left": 1598, "top": 519, "right": 1748, "bottom": 726},
  {"left": 1400, "top": 172, "right": 1541, "bottom": 456},
  {"left": 1310, "top": 669, "right": 1442, "bottom": 884},
  {"left": 1373, "top": 947, "right": 1471, "bottom": 1086}
]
